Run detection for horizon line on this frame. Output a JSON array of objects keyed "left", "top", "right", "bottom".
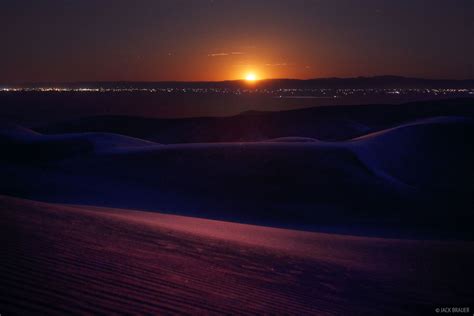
[{"left": 3, "top": 75, "right": 474, "bottom": 86}]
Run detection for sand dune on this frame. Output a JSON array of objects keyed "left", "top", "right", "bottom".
[
  {"left": 1, "top": 195, "right": 473, "bottom": 314},
  {"left": 1, "top": 100, "right": 473, "bottom": 313},
  {"left": 1, "top": 114, "right": 473, "bottom": 239},
  {"left": 35, "top": 99, "right": 474, "bottom": 143},
  {"left": 0, "top": 125, "right": 158, "bottom": 162},
  {"left": 0, "top": 123, "right": 41, "bottom": 138},
  {"left": 351, "top": 116, "right": 474, "bottom": 189},
  {"left": 0, "top": 124, "right": 157, "bottom": 150}
]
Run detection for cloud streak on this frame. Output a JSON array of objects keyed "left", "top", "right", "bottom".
[
  {"left": 208, "top": 52, "right": 245, "bottom": 57},
  {"left": 265, "top": 63, "right": 290, "bottom": 67}
]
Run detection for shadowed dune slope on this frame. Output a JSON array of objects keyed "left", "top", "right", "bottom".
[
  {"left": 0, "top": 125, "right": 158, "bottom": 161},
  {"left": 1, "top": 115, "right": 473, "bottom": 239},
  {"left": 351, "top": 116, "right": 474, "bottom": 189},
  {"left": 1, "top": 195, "right": 473, "bottom": 315},
  {"left": 35, "top": 99, "right": 474, "bottom": 143}
]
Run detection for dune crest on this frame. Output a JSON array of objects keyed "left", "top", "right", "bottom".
[{"left": 351, "top": 116, "right": 474, "bottom": 189}]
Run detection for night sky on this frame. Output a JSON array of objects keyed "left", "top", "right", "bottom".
[{"left": 1, "top": 0, "right": 473, "bottom": 83}]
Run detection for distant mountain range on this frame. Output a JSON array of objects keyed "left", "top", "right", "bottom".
[{"left": 10, "top": 76, "right": 474, "bottom": 89}]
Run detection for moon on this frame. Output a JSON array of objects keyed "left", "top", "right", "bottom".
[{"left": 245, "top": 73, "right": 257, "bottom": 81}]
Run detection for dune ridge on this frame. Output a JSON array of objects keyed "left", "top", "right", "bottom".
[{"left": 350, "top": 116, "right": 474, "bottom": 188}]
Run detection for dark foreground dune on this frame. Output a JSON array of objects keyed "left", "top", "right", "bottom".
[{"left": 1, "top": 195, "right": 473, "bottom": 315}]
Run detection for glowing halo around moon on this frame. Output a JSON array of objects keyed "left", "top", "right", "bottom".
[{"left": 245, "top": 73, "right": 257, "bottom": 81}]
